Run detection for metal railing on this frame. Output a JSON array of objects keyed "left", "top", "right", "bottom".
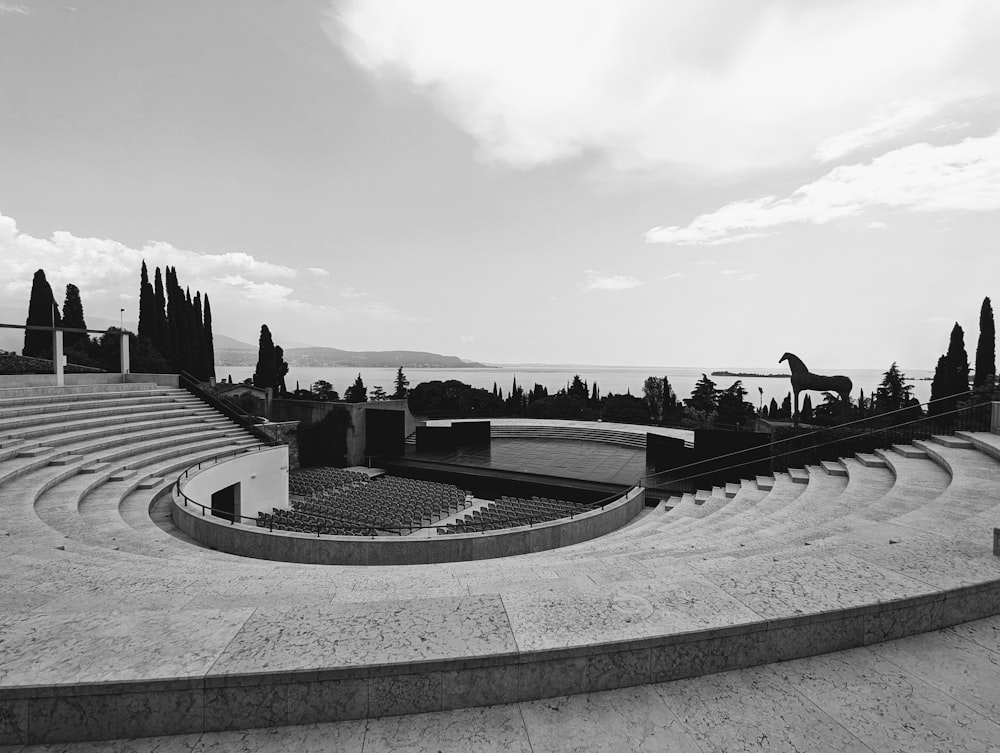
[
  {"left": 174, "top": 445, "right": 633, "bottom": 538},
  {"left": 640, "top": 391, "right": 993, "bottom": 495},
  {"left": 178, "top": 371, "right": 279, "bottom": 447}
]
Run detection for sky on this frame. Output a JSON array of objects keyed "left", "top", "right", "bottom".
[{"left": 2, "top": 0, "right": 999, "bottom": 370}]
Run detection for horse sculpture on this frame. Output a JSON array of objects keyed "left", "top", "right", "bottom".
[{"left": 779, "top": 352, "right": 852, "bottom": 423}]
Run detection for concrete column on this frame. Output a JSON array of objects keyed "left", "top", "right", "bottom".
[
  {"left": 992, "top": 402, "right": 1000, "bottom": 434},
  {"left": 52, "top": 329, "right": 64, "bottom": 387},
  {"left": 119, "top": 332, "right": 130, "bottom": 376}
]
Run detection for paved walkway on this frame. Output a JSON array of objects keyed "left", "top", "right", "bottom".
[{"left": 8, "top": 613, "right": 1000, "bottom": 752}]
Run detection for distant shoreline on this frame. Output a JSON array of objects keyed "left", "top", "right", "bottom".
[{"left": 711, "top": 371, "right": 787, "bottom": 378}]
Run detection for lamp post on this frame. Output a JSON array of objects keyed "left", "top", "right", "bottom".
[{"left": 120, "top": 308, "right": 125, "bottom": 330}]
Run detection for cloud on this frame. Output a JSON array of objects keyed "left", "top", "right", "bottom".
[
  {"left": 0, "top": 3, "right": 29, "bottom": 14},
  {"left": 332, "top": 0, "right": 1000, "bottom": 172},
  {"left": 720, "top": 269, "right": 759, "bottom": 282},
  {"left": 340, "top": 287, "right": 370, "bottom": 298},
  {"left": 0, "top": 211, "right": 298, "bottom": 303},
  {"left": 307, "top": 266, "right": 331, "bottom": 277},
  {"left": 459, "top": 334, "right": 475, "bottom": 344},
  {"left": 646, "top": 129, "right": 1000, "bottom": 245},
  {"left": 583, "top": 270, "right": 642, "bottom": 292},
  {"left": 813, "top": 99, "right": 943, "bottom": 162}
]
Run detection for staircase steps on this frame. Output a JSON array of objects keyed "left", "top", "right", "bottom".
[
  {"left": 820, "top": 460, "right": 847, "bottom": 477},
  {"left": 755, "top": 475, "right": 774, "bottom": 491},
  {"left": 892, "top": 444, "right": 927, "bottom": 459},
  {"left": 788, "top": 468, "right": 810, "bottom": 484},
  {"left": 856, "top": 453, "right": 887, "bottom": 468}
]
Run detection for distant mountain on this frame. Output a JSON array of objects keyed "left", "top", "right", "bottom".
[
  {"left": 213, "top": 333, "right": 256, "bottom": 350},
  {"left": 214, "top": 345, "right": 486, "bottom": 368}
]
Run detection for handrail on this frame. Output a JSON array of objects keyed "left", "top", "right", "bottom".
[
  {"left": 641, "top": 397, "right": 992, "bottom": 492},
  {"left": 0, "top": 321, "right": 120, "bottom": 335},
  {"left": 173, "top": 445, "right": 633, "bottom": 537},
  {"left": 178, "top": 371, "right": 279, "bottom": 447},
  {"left": 640, "top": 389, "right": 983, "bottom": 486}
]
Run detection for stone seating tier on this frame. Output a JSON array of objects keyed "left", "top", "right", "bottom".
[{"left": 1, "top": 384, "right": 1000, "bottom": 745}]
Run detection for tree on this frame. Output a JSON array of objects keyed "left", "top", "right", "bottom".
[
  {"left": 392, "top": 367, "right": 410, "bottom": 399},
  {"left": 252, "top": 325, "right": 277, "bottom": 390},
  {"left": 768, "top": 397, "right": 779, "bottom": 417},
  {"left": 344, "top": 373, "right": 367, "bottom": 403},
  {"left": 800, "top": 394, "right": 813, "bottom": 422},
  {"left": 567, "top": 375, "right": 588, "bottom": 401},
  {"left": 274, "top": 345, "right": 289, "bottom": 396},
  {"left": 874, "top": 362, "right": 913, "bottom": 413},
  {"left": 600, "top": 394, "right": 650, "bottom": 424},
  {"left": 203, "top": 294, "right": 216, "bottom": 380},
  {"left": 61, "top": 283, "right": 88, "bottom": 350},
  {"left": 685, "top": 373, "right": 718, "bottom": 414},
  {"left": 930, "top": 323, "right": 970, "bottom": 414},
  {"left": 715, "top": 380, "right": 755, "bottom": 429},
  {"left": 137, "top": 261, "right": 156, "bottom": 343},
  {"left": 311, "top": 380, "right": 337, "bottom": 401},
  {"left": 371, "top": 386, "right": 388, "bottom": 401},
  {"left": 153, "top": 266, "right": 167, "bottom": 361},
  {"left": 642, "top": 376, "right": 665, "bottom": 422},
  {"left": 23, "top": 269, "right": 61, "bottom": 358},
  {"left": 974, "top": 297, "right": 995, "bottom": 390}
]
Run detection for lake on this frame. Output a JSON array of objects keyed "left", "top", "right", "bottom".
[{"left": 217, "top": 364, "right": 934, "bottom": 408}]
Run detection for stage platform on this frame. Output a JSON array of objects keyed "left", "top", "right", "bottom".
[{"left": 403, "top": 438, "right": 649, "bottom": 487}]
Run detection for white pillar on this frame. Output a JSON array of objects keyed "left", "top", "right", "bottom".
[
  {"left": 992, "top": 402, "right": 1000, "bottom": 434},
  {"left": 53, "top": 330, "right": 64, "bottom": 387},
  {"left": 119, "top": 332, "right": 130, "bottom": 376}
]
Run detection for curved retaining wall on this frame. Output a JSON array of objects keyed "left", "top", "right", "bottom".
[{"left": 172, "top": 458, "right": 645, "bottom": 565}]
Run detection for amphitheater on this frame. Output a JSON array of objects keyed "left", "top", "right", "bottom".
[{"left": 3, "top": 374, "right": 1000, "bottom": 751}]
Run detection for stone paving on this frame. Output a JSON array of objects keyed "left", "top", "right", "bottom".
[{"left": 2, "top": 385, "right": 1000, "bottom": 746}]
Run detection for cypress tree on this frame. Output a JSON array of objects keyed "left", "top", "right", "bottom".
[
  {"left": 61, "top": 283, "right": 88, "bottom": 350},
  {"left": 930, "top": 323, "right": 971, "bottom": 415},
  {"left": 253, "top": 325, "right": 277, "bottom": 389},
  {"left": 274, "top": 345, "right": 289, "bottom": 396},
  {"left": 183, "top": 287, "right": 195, "bottom": 374},
  {"left": 974, "top": 297, "right": 995, "bottom": 389},
  {"left": 192, "top": 291, "right": 207, "bottom": 379},
  {"left": 23, "top": 269, "right": 61, "bottom": 358},
  {"left": 945, "top": 323, "right": 970, "bottom": 397},
  {"left": 165, "top": 267, "right": 181, "bottom": 369},
  {"left": 203, "top": 294, "right": 216, "bottom": 380},
  {"left": 137, "top": 261, "right": 156, "bottom": 343},
  {"left": 153, "top": 266, "right": 167, "bottom": 360}
]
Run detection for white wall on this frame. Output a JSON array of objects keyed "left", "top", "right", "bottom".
[{"left": 182, "top": 447, "right": 289, "bottom": 521}]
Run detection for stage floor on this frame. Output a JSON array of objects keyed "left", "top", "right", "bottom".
[{"left": 405, "top": 437, "right": 650, "bottom": 487}]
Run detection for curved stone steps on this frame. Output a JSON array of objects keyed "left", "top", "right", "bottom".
[
  {"left": 0, "top": 385, "right": 170, "bottom": 409},
  {"left": 0, "top": 418, "right": 245, "bottom": 487},
  {"left": 77, "top": 449, "right": 268, "bottom": 558},
  {"left": 41, "top": 433, "right": 261, "bottom": 536},
  {"left": 0, "top": 392, "right": 191, "bottom": 420},
  {"left": 751, "top": 458, "right": 893, "bottom": 544},
  {"left": 0, "top": 396, "right": 201, "bottom": 433},
  {"left": 0, "top": 403, "right": 226, "bottom": 452},
  {"left": 655, "top": 472, "right": 805, "bottom": 545}
]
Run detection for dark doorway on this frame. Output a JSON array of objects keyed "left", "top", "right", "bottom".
[
  {"left": 211, "top": 483, "right": 240, "bottom": 522},
  {"left": 367, "top": 409, "right": 406, "bottom": 458}
]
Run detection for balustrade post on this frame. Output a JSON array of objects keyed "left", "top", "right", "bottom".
[
  {"left": 119, "top": 332, "right": 130, "bottom": 377},
  {"left": 52, "top": 329, "right": 64, "bottom": 387}
]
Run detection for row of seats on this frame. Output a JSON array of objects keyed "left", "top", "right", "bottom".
[
  {"left": 257, "top": 509, "right": 387, "bottom": 536},
  {"left": 440, "top": 494, "right": 596, "bottom": 533},
  {"left": 279, "top": 469, "right": 472, "bottom": 534},
  {"left": 288, "top": 467, "right": 369, "bottom": 495}
]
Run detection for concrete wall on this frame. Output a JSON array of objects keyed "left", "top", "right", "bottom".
[
  {"left": 173, "top": 485, "right": 645, "bottom": 565},
  {"left": 257, "top": 421, "right": 300, "bottom": 469},
  {"left": 0, "top": 372, "right": 179, "bottom": 388},
  {"left": 179, "top": 447, "right": 289, "bottom": 521},
  {"left": 271, "top": 398, "right": 416, "bottom": 465}
]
